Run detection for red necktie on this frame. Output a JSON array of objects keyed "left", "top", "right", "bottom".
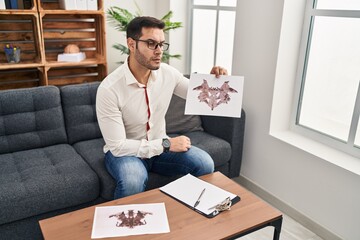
[{"left": 143, "top": 87, "right": 151, "bottom": 133}]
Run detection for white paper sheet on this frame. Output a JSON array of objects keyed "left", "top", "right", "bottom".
[
  {"left": 185, "top": 73, "right": 244, "bottom": 118},
  {"left": 159, "top": 174, "right": 237, "bottom": 216},
  {"left": 91, "top": 203, "right": 170, "bottom": 239}
]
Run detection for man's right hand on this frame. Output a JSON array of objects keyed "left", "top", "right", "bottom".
[{"left": 169, "top": 136, "right": 191, "bottom": 152}]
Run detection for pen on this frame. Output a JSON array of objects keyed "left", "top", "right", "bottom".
[{"left": 194, "top": 188, "right": 206, "bottom": 208}]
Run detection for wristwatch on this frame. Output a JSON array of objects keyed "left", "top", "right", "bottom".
[{"left": 162, "top": 138, "right": 171, "bottom": 153}]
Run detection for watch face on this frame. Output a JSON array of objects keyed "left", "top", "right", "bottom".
[{"left": 163, "top": 139, "right": 171, "bottom": 148}]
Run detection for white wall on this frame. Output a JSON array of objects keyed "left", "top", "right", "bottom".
[
  {"left": 168, "top": 0, "right": 188, "bottom": 73},
  {"left": 103, "top": 1, "right": 187, "bottom": 74},
  {"left": 104, "top": 1, "right": 157, "bottom": 73},
  {"left": 233, "top": 0, "right": 360, "bottom": 239}
]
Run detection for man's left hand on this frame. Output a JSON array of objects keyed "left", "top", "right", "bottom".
[{"left": 210, "top": 66, "right": 228, "bottom": 78}]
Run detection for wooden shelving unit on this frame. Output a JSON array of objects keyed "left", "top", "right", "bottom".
[{"left": 0, "top": 0, "right": 107, "bottom": 90}]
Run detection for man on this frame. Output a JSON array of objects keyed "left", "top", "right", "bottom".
[{"left": 96, "top": 16, "right": 228, "bottom": 199}]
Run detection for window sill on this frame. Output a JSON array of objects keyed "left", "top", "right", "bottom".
[{"left": 270, "top": 129, "right": 360, "bottom": 176}]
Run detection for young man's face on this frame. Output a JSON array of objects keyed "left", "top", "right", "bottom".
[{"left": 129, "top": 27, "right": 165, "bottom": 70}]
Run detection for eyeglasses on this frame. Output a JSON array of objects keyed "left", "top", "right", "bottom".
[{"left": 133, "top": 38, "right": 170, "bottom": 51}]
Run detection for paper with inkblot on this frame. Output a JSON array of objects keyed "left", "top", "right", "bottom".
[
  {"left": 91, "top": 203, "right": 170, "bottom": 238},
  {"left": 185, "top": 73, "right": 244, "bottom": 118}
]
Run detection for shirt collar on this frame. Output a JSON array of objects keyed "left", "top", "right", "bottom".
[{"left": 124, "top": 57, "right": 159, "bottom": 87}]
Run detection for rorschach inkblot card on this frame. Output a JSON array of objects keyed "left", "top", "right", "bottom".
[
  {"left": 185, "top": 73, "right": 244, "bottom": 118},
  {"left": 91, "top": 203, "right": 170, "bottom": 239}
]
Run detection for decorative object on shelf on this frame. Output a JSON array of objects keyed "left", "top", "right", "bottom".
[
  {"left": 4, "top": 44, "right": 20, "bottom": 63},
  {"left": 64, "top": 44, "right": 80, "bottom": 53},
  {"left": 107, "top": 4, "right": 182, "bottom": 63},
  {"left": 57, "top": 44, "right": 86, "bottom": 62}
]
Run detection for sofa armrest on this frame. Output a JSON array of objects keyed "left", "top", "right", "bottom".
[{"left": 200, "top": 109, "right": 246, "bottom": 178}]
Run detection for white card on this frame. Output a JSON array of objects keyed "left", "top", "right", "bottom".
[
  {"left": 185, "top": 73, "right": 244, "bottom": 118},
  {"left": 91, "top": 203, "right": 170, "bottom": 238}
]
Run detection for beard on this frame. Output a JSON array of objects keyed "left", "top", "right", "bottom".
[{"left": 134, "top": 49, "right": 161, "bottom": 70}]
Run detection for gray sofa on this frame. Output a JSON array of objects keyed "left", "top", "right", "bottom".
[{"left": 0, "top": 82, "right": 245, "bottom": 240}]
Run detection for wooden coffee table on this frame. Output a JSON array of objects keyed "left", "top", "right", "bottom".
[{"left": 39, "top": 172, "right": 282, "bottom": 240}]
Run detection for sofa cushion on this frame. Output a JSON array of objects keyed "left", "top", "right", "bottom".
[
  {"left": 60, "top": 82, "right": 102, "bottom": 144},
  {"left": 0, "top": 144, "right": 99, "bottom": 225},
  {"left": 73, "top": 139, "right": 187, "bottom": 200},
  {"left": 165, "top": 95, "right": 203, "bottom": 134},
  {"left": 0, "top": 86, "right": 67, "bottom": 154},
  {"left": 72, "top": 138, "right": 115, "bottom": 200},
  {"left": 184, "top": 131, "right": 231, "bottom": 168}
]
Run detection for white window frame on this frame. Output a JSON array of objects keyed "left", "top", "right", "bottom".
[
  {"left": 188, "top": 0, "right": 236, "bottom": 73},
  {"left": 291, "top": 0, "right": 360, "bottom": 159}
]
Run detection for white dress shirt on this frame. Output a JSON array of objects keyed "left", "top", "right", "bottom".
[{"left": 96, "top": 60, "right": 188, "bottom": 158}]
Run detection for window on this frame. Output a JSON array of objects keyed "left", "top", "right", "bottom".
[
  {"left": 189, "top": 0, "right": 237, "bottom": 74},
  {"left": 294, "top": 0, "right": 360, "bottom": 157}
]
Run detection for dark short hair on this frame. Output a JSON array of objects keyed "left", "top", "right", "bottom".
[{"left": 126, "top": 16, "right": 165, "bottom": 39}]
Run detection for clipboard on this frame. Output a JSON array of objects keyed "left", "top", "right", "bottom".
[{"left": 159, "top": 174, "right": 241, "bottom": 218}]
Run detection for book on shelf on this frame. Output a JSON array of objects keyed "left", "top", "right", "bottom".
[
  {"left": 0, "top": 0, "right": 6, "bottom": 9},
  {"left": 4, "top": 0, "right": 30, "bottom": 9},
  {"left": 9, "top": 0, "right": 17, "bottom": 9},
  {"left": 76, "top": 0, "right": 87, "bottom": 10},
  {"left": 17, "top": 0, "right": 23, "bottom": 9},
  {"left": 87, "top": 0, "right": 97, "bottom": 10},
  {"left": 57, "top": 0, "right": 98, "bottom": 11},
  {"left": 59, "top": 0, "right": 77, "bottom": 10},
  {"left": 4, "top": 0, "right": 10, "bottom": 9},
  {"left": 23, "top": 0, "right": 31, "bottom": 9}
]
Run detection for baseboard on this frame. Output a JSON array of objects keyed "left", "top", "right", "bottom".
[{"left": 233, "top": 175, "right": 343, "bottom": 240}]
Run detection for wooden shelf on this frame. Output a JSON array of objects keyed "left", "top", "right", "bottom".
[
  {"left": 46, "top": 63, "right": 106, "bottom": 86},
  {"left": 0, "top": 0, "right": 107, "bottom": 89},
  {"left": 40, "top": 10, "right": 103, "bottom": 15},
  {"left": 0, "top": 67, "right": 44, "bottom": 90},
  {"left": 0, "top": 62, "right": 43, "bottom": 70},
  {"left": 46, "top": 58, "right": 106, "bottom": 67},
  {"left": 0, "top": 10, "right": 37, "bottom": 15}
]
